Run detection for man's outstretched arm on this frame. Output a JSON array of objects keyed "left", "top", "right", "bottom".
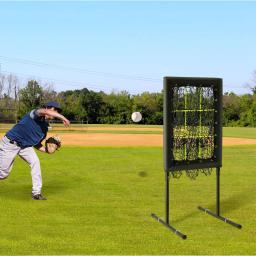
[{"left": 36, "top": 109, "right": 70, "bottom": 127}]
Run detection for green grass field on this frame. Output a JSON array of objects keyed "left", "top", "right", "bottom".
[
  {"left": 0, "top": 145, "right": 255, "bottom": 254},
  {"left": 223, "top": 127, "right": 256, "bottom": 139}
]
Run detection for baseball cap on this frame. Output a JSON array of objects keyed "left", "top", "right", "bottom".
[{"left": 43, "top": 101, "right": 62, "bottom": 112}]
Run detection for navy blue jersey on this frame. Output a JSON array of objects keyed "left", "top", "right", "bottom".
[{"left": 6, "top": 109, "right": 49, "bottom": 148}]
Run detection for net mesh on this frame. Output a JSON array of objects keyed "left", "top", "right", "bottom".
[
  {"left": 171, "top": 85, "right": 215, "bottom": 179},
  {"left": 171, "top": 168, "right": 213, "bottom": 179}
]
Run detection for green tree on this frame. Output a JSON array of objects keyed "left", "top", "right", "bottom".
[
  {"left": 18, "top": 80, "right": 44, "bottom": 117},
  {"left": 133, "top": 92, "right": 163, "bottom": 124},
  {"left": 57, "top": 89, "right": 87, "bottom": 122},
  {"left": 80, "top": 89, "right": 104, "bottom": 124},
  {"left": 101, "top": 91, "right": 132, "bottom": 124},
  {"left": 222, "top": 92, "right": 241, "bottom": 126},
  {"left": 248, "top": 100, "right": 256, "bottom": 126},
  {"left": 239, "top": 94, "right": 253, "bottom": 126}
]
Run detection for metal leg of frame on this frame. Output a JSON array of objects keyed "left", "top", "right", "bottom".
[
  {"left": 216, "top": 166, "right": 220, "bottom": 215},
  {"left": 198, "top": 167, "right": 242, "bottom": 229},
  {"left": 152, "top": 172, "right": 187, "bottom": 240}
]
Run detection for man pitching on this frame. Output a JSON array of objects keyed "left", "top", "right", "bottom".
[{"left": 0, "top": 101, "right": 70, "bottom": 200}]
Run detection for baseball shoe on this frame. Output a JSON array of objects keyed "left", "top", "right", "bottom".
[{"left": 32, "top": 194, "right": 47, "bottom": 200}]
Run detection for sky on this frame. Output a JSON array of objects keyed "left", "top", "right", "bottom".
[{"left": 0, "top": 1, "right": 256, "bottom": 94}]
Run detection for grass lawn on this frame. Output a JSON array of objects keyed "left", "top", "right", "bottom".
[
  {"left": 223, "top": 127, "right": 256, "bottom": 139},
  {"left": 0, "top": 145, "right": 255, "bottom": 254}
]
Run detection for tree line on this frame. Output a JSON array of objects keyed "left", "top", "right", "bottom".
[{"left": 1, "top": 73, "right": 256, "bottom": 126}]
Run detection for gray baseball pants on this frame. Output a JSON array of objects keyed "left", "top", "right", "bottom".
[{"left": 0, "top": 136, "right": 42, "bottom": 195}]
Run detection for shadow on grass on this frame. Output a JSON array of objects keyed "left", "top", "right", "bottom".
[
  {"left": 204, "top": 187, "right": 255, "bottom": 215},
  {"left": 172, "top": 210, "right": 199, "bottom": 225},
  {"left": 169, "top": 186, "right": 255, "bottom": 225},
  {"left": 0, "top": 173, "right": 74, "bottom": 200},
  {"left": 43, "top": 181, "right": 71, "bottom": 196},
  {"left": 0, "top": 182, "right": 31, "bottom": 201}
]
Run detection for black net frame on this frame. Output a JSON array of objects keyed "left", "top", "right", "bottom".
[
  {"left": 164, "top": 77, "right": 222, "bottom": 174},
  {"left": 151, "top": 77, "right": 241, "bottom": 240}
]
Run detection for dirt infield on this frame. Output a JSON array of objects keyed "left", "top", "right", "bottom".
[
  {"left": 49, "top": 133, "right": 256, "bottom": 147},
  {"left": 49, "top": 126, "right": 163, "bottom": 132},
  {"left": 1, "top": 131, "right": 256, "bottom": 147}
]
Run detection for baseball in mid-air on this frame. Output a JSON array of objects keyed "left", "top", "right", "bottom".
[{"left": 131, "top": 112, "right": 142, "bottom": 123}]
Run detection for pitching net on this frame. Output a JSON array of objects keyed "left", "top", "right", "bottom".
[
  {"left": 151, "top": 77, "right": 241, "bottom": 240},
  {"left": 164, "top": 77, "right": 222, "bottom": 179}
]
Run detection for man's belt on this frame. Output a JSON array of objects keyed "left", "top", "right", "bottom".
[{"left": 5, "top": 135, "right": 21, "bottom": 147}]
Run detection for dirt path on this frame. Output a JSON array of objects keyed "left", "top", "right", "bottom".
[
  {"left": 48, "top": 133, "right": 256, "bottom": 147},
  {"left": 49, "top": 126, "right": 163, "bottom": 132}
]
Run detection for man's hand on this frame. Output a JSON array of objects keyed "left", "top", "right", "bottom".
[{"left": 63, "top": 118, "right": 70, "bottom": 127}]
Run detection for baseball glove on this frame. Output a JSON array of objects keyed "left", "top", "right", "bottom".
[{"left": 45, "top": 135, "right": 61, "bottom": 154}]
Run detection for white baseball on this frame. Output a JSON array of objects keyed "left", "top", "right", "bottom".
[{"left": 131, "top": 112, "right": 142, "bottom": 123}]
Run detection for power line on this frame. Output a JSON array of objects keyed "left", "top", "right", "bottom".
[
  {"left": 0, "top": 56, "right": 249, "bottom": 93},
  {"left": 0, "top": 55, "right": 161, "bottom": 83},
  {"left": 0, "top": 69, "right": 141, "bottom": 94},
  {"left": 0, "top": 69, "right": 109, "bottom": 91},
  {"left": 1, "top": 68, "right": 247, "bottom": 94}
]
